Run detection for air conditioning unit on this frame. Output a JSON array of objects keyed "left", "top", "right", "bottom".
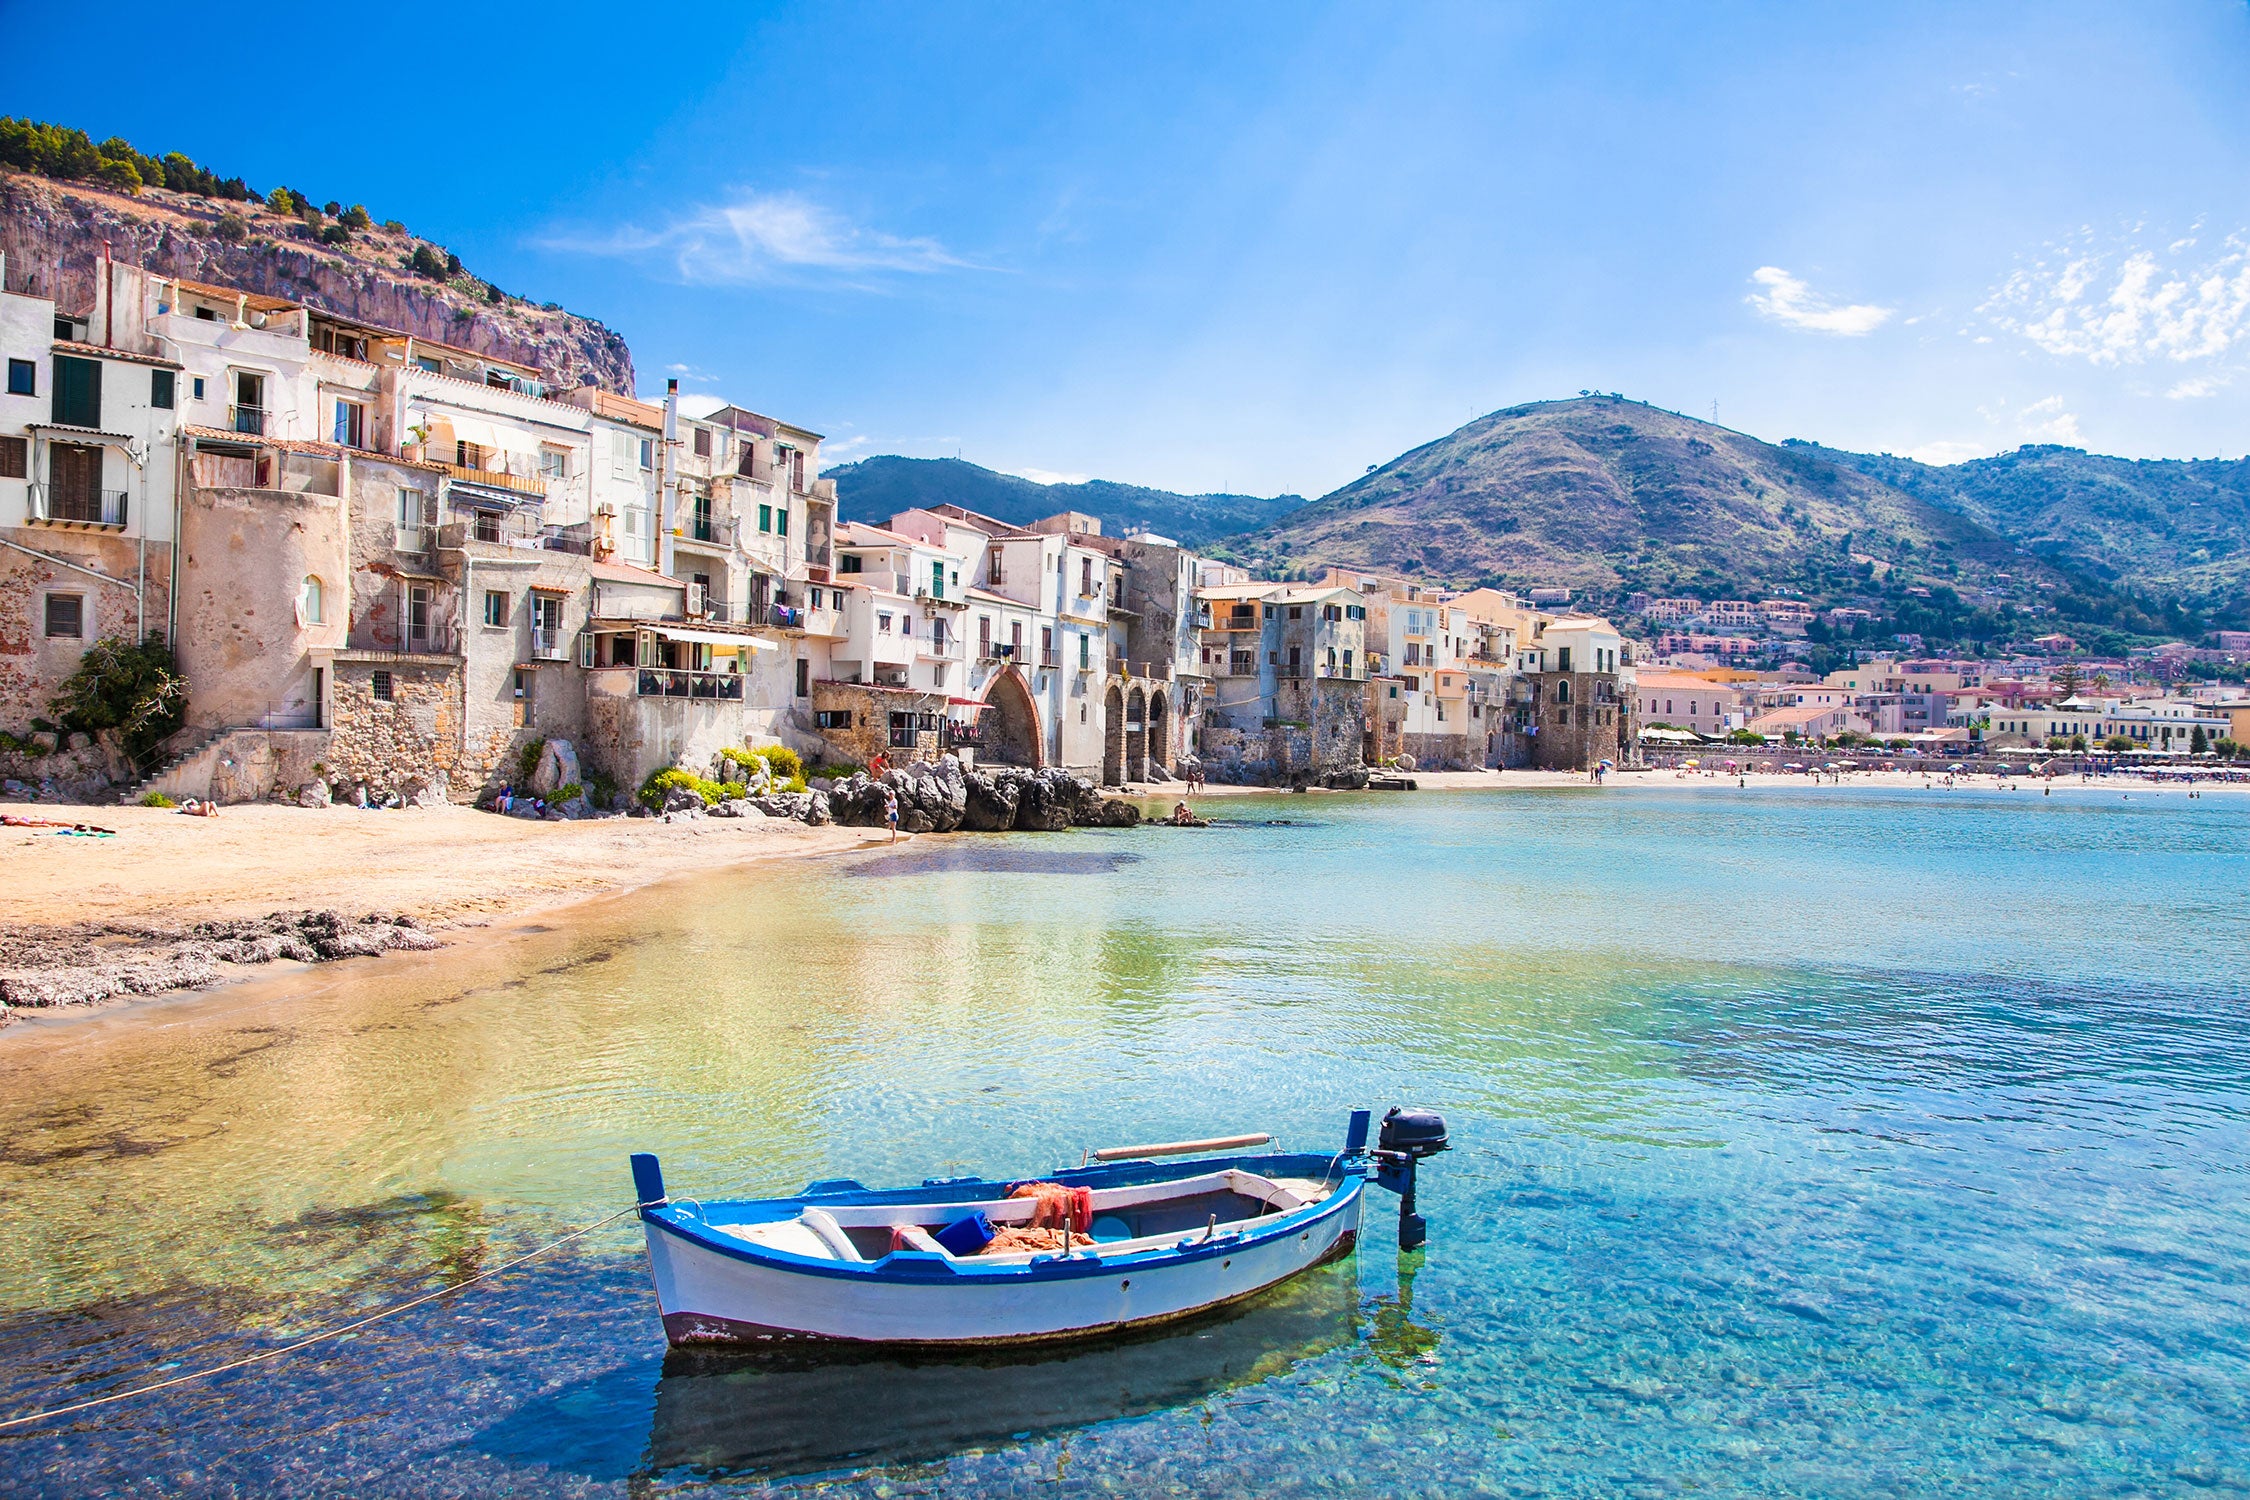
[
  {"left": 595, "top": 503, "right": 616, "bottom": 519},
  {"left": 686, "top": 583, "right": 708, "bottom": 617}
]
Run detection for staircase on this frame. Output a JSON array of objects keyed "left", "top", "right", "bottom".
[{"left": 115, "top": 727, "right": 230, "bottom": 804}]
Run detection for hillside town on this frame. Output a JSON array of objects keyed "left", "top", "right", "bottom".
[{"left": 0, "top": 254, "right": 1642, "bottom": 809}]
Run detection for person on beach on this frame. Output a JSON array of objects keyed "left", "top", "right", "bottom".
[{"left": 883, "top": 784, "right": 900, "bottom": 842}]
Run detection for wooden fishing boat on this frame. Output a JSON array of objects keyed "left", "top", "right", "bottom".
[{"left": 628, "top": 1107, "right": 1448, "bottom": 1347}]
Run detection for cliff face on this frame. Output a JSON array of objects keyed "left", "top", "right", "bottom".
[{"left": 0, "top": 172, "right": 634, "bottom": 394}]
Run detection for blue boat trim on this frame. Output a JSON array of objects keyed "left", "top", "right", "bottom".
[{"left": 641, "top": 1151, "right": 1365, "bottom": 1285}]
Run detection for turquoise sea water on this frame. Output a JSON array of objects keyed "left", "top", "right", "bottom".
[{"left": 0, "top": 782, "right": 2245, "bottom": 1496}]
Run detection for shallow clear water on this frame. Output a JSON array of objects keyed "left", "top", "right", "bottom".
[{"left": 1, "top": 782, "right": 2246, "bottom": 1497}]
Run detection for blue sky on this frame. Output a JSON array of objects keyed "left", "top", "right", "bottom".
[{"left": 7, "top": 2, "right": 2249, "bottom": 496}]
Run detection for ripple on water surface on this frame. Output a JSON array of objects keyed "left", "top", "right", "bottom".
[{"left": 0, "top": 786, "right": 2245, "bottom": 1496}]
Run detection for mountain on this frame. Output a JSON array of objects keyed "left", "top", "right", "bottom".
[
  {"left": 826, "top": 456, "right": 1304, "bottom": 548},
  {"left": 1813, "top": 444, "right": 2250, "bottom": 609},
  {"left": 0, "top": 149, "right": 633, "bottom": 393},
  {"left": 1225, "top": 397, "right": 2043, "bottom": 606}
]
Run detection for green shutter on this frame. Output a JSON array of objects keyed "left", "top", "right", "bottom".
[{"left": 53, "top": 355, "right": 101, "bottom": 429}]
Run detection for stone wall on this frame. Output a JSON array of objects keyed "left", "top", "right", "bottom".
[
  {"left": 0, "top": 528, "right": 174, "bottom": 734},
  {"left": 1523, "top": 671, "right": 1635, "bottom": 770},
  {"left": 808, "top": 681, "right": 945, "bottom": 770},
  {"left": 325, "top": 655, "right": 464, "bottom": 802}
]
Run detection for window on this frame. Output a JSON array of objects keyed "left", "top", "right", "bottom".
[
  {"left": 796, "top": 658, "right": 810, "bottom": 697},
  {"left": 414, "top": 355, "right": 441, "bottom": 374},
  {"left": 474, "top": 510, "right": 501, "bottom": 543},
  {"left": 299, "top": 576, "right": 325, "bottom": 625},
  {"left": 693, "top": 428, "right": 710, "bottom": 457},
  {"left": 52, "top": 354, "right": 100, "bottom": 428},
  {"left": 839, "top": 553, "right": 863, "bottom": 574},
  {"left": 457, "top": 439, "right": 486, "bottom": 470},
  {"left": 151, "top": 369, "right": 174, "bottom": 409},
  {"left": 191, "top": 376, "right": 205, "bottom": 402},
  {"left": 406, "top": 585, "right": 432, "bottom": 650},
  {"left": 7, "top": 359, "right": 34, "bottom": 396},
  {"left": 1079, "top": 633, "right": 1091, "bottom": 669},
  {"left": 1557, "top": 646, "right": 1572, "bottom": 672},
  {"left": 397, "top": 487, "right": 433, "bottom": 551},
  {"left": 333, "top": 400, "right": 365, "bottom": 448},
  {"left": 979, "top": 615, "right": 992, "bottom": 657},
  {"left": 637, "top": 438, "right": 653, "bottom": 469},
  {"left": 483, "top": 590, "right": 511, "bottom": 628},
  {"left": 1323, "top": 604, "right": 1341, "bottom": 621},
  {"left": 988, "top": 547, "right": 1005, "bottom": 584},
  {"left": 1011, "top": 621, "right": 1024, "bottom": 657},
  {"left": 44, "top": 593, "right": 84, "bottom": 638},
  {"left": 1041, "top": 625, "right": 1055, "bottom": 666},
  {"left": 816, "top": 709, "right": 853, "bottom": 730},
  {"left": 1081, "top": 557, "right": 1094, "bottom": 596},
  {"left": 232, "top": 370, "right": 263, "bottom": 434},
  {"left": 758, "top": 503, "right": 773, "bottom": 534},
  {"left": 0, "top": 436, "right": 24, "bottom": 478},
  {"left": 541, "top": 448, "right": 567, "bottom": 481},
  {"left": 371, "top": 670, "right": 394, "bottom": 702},
  {"left": 931, "top": 618, "right": 949, "bottom": 650},
  {"left": 1289, "top": 605, "right": 1303, "bottom": 620},
  {"left": 776, "top": 505, "right": 787, "bottom": 538},
  {"left": 878, "top": 611, "right": 893, "bottom": 634}
]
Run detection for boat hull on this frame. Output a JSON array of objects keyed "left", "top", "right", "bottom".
[{"left": 642, "top": 1159, "right": 1366, "bottom": 1347}]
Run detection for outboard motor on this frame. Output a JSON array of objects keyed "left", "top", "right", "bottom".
[{"left": 1371, "top": 1106, "right": 1449, "bottom": 1250}]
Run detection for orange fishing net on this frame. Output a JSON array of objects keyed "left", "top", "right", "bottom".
[{"left": 1009, "top": 1182, "right": 1092, "bottom": 1233}]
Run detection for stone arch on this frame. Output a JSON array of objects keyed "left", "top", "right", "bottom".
[
  {"left": 1103, "top": 682, "right": 1125, "bottom": 786},
  {"left": 1146, "top": 689, "right": 1170, "bottom": 775},
  {"left": 981, "top": 667, "right": 1044, "bottom": 767},
  {"left": 1125, "top": 685, "right": 1148, "bottom": 782}
]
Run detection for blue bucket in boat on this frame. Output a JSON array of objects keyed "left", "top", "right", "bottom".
[{"left": 934, "top": 1212, "right": 995, "bottom": 1256}]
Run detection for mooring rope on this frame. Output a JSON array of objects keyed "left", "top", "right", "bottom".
[{"left": 0, "top": 1202, "right": 647, "bottom": 1432}]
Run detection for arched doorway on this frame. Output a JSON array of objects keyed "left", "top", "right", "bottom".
[
  {"left": 1146, "top": 689, "right": 1169, "bottom": 776},
  {"left": 1102, "top": 683, "right": 1125, "bottom": 785},
  {"left": 1125, "top": 685, "right": 1147, "bottom": 782},
  {"left": 981, "top": 667, "right": 1044, "bottom": 767}
]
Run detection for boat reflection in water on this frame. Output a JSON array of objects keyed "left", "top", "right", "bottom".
[{"left": 636, "top": 1257, "right": 1369, "bottom": 1484}]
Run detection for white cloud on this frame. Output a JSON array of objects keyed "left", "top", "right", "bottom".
[
  {"left": 1011, "top": 466, "right": 1090, "bottom": 486},
  {"left": 546, "top": 189, "right": 975, "bottom": 286},
  {"left": 816, "top": 434, "right": 873, "bottom": 466},
  {"left": 2019, "top": 395, "right": 2082, "bottom": 444},
  {"left": 1982, "top": 231, "right": 2250, "bottom": 364},
  {"left": 2166, "top": 374, "right": 2228, "bottom": 400},
  {"left": 673, "top": 393, "right": 728, "bottom": 419},
  {"left": 1745, "top": 266, "right": 1895, "bottom": 336},
  {"left": 1902, "top": 439, "right": 1987, "bottom": 465}
]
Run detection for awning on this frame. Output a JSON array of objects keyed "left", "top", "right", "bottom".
[
  {"left": 650, "top": 625, "right": 779, "bottom": 651},
  {"left": 948, "top": 696, "right": 992, "bottom": 713}
]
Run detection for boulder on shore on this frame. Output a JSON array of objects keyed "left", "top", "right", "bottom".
[{"left": 529, "top": 739, "right": 580, "bottom": 797}]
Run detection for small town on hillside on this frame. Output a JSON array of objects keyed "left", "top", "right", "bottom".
[{"left": 2, "top": 250, "right": 2245, "bottom": 812}]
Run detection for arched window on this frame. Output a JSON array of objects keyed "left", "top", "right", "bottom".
[{"left": 300, "top": 575, "right": 325, "bottom": 625}]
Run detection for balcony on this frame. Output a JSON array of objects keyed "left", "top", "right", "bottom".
[
  {"left": 442, "top": 462, "right": 547, "bottom": 500},
  {"left": 230, "top": 404, "right": 267, "bottom": 436},
  {"left": 27, "top": 483, "right": 127, "bottom": 528},
  {"left": 680, "top": 513, "right": 734, "bottom": 547},
  {"left": 637, "top": 668, "right": 745, "bottom": 701},
  {"left": 530, "top": 627, "right": 567, "bottom": 661}
]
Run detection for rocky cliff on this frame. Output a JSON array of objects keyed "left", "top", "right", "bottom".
[{"left": 0, "top": 172, "right": 634, "bottom": 394}]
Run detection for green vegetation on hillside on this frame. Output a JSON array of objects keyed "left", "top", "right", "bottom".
[
  {"left": 0, "top": 117, "right": 253, "bottom": 200},
  {"left": 827, "top": 456, "right": 1305, "bottom": 549}
]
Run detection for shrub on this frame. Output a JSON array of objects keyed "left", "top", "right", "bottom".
[
  {"left": 48, "top": 633, "right": 186, "bottom": 766},
  {"left": 318, "top": 222, "right": 351, "bottom": 245},
  {"left": 516, "top": 737, "right": 547, "bottom": 787},
  {"left": 408, "top": 244, "right": 447, "bottom": 279},
  {"left": 93, "top": 156, "right": 142, "bottom": 192},
  {"left": 2102, "top": 735, "right": 2135, "bottom": 752},
  {"left": 2216, "top": 737, "right": 2242, "bottom": 761},
  {"left": 638, "top": 767, "right": 723, "bottom": 810},
  {"left": 139, "top": 791, "right": 176, "bottom": 808},
  {"left": 587, "top": 771, "right": 618, "bottom": 808},
  {"left": 552, "top": 781, "right": 583, "bottom": 802},
  {"left": 214, "top": 212, "right": 247, "bottom": 243}
]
